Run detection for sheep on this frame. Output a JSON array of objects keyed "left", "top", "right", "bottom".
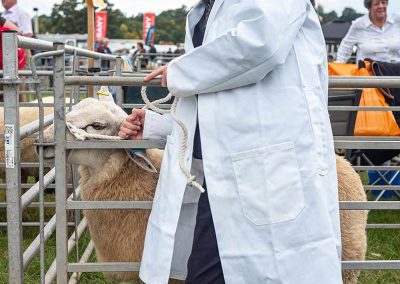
[
  {"left": 337, "top": 156, "right": 368, "bottom": 284},
  {"left": 41, "top": 96, "right": 367, "bottom": 284},
  {"left": 0, "top": 104, "right": 53, "bottom": 182}
]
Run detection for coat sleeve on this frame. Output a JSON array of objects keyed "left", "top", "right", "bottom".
[
  {"left": 336, "top": 23, "right": 358, "bottom": 63},
  {"left": 142, "top": 110, "right": 173, "bottom": 139},
  {"left": 167, "top": 0, "right": 308, "bottom": 97}
]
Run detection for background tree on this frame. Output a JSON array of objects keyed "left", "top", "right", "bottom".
[
  {"left": 38, "top": 0, "right": 188, "bottom": 43},
  {"left": 340, "top": 7, "right": 364, "bottom": 23}
]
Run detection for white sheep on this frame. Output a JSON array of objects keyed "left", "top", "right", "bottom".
[
  {"left": 42, "top": 96, "right": 367, "bottom": 284},
  {"left": 0, "top": 104, "right": 53, "bottom": 182}
]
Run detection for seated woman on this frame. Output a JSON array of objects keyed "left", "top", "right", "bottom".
[{"left": 337, "top": 0, "right": 400, "bottom": 63}]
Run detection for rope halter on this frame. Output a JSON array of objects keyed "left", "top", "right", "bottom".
[{"left": 141, "top": 86, "right": 205, "bottom": 193}]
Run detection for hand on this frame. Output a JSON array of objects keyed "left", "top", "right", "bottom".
[
  {"left": 118, "top": 109, "right": 146, "bottom": 140},
  {"left": 144, "top": 64, "right": 168, "bottom": 87}
]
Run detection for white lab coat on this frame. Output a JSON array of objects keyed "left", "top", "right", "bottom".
[{"left": 139, "top": 0, "right": 343, "bottom": 283}]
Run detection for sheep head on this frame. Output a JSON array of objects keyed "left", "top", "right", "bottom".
[{"left": 40, "top": 94, "right": 157, "bottom": 173}]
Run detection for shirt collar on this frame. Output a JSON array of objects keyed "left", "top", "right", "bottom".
[
  {"left": 364, "top": 13, "right": 394, "bottom": 27},
  {"left": 5, "top": 3, "right": 18, "bottom": 13}
]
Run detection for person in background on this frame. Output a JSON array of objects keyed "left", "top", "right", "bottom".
[
  {"left": 1, "top": 0, "right": 32, "bottom": 37},
  {"left": 132, "top": 42, "right": 147, "bottom": 70},
  {"left": 148, "top": 41, "right": 157, "bottom": 63},
  {"left": 97, "top": 37, "right": 112, "bottom": 71},
  {"left": 174, "top": 43, "right": 184, "bottom": 55},
  {"left": 337, "top": 0, "right": 400, "bottom": 63},
  {"left": 0, "top": 14, "right": 19, "bottom": 32},
  {"left": 2, "top": 0, "right": 33, "bottom": 102}
]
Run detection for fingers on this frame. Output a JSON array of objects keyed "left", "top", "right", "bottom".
[
  {"left": 132, "top": 108, "right": 146, "bottom": 118},
  {"left": 127, "top": 114, "right": 141, "bottom": 125},
  {"left": 119, "top": 114, "right": 143, "bottom": 139},
  {"left": 119, "top": 125, "right": 139, "bottom": 137},
  {"left": 121, "top": 120, "right": 141, "bottom": 132},
  {"left": 144, "top": 67, "right": 164, "bottom": 82},
  {"left": 132, "top": 109, "right": 146, "bottom": 125}
]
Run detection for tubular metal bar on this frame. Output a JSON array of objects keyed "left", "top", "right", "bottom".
[
  {"left": 334, "top": 139, "right": 400, "bottom": 149},
  {"left": 53, "top": 42, "right": 69, "bottom": 283},
  {"left": 0, "top": 162, "right": 54, "bottom": 168},
  {"left": 121, "top": 103, "right": 172, "bottom": 109},
  {"left": 115, "top": 56, "right": 123, "bottom": 106},
  {"left": 0, "top": 70, "right": 73, "bottom": 76},
  {"left": 65, "top": 76, "right": 162, "bottom": 86},
  {"left": 339, "top": 201, "right": 400, "bottom": 210},
  {"left": 0, "top": 103, "right": 75, "bottom": 107},
  {"left": 30, "top": 50, "right": 54, "bottom": 284},
  {"left": 71, "top": 52, "right": 80, "bottom": 108},
  {"left": 329, "top": 76, "right": 400, "bottom": 88},
  {"left": 3, "top": 31, "right": 24, "bottom": 284},
  {"left": 65, "top": 139, "right": 166, "bottom": 149},
  {"left": 0, "top": 202, "right": 56, "bottom": 208},
  {"left": 20, "top": 114, "right": 54, "bottom": 140},
  {"left": 67, "top": 201, "right": 153, "bottom": 210},
  {"left": 0, "top": 184, "right": 73, "bottom": 189},
  {"left": 329, "top": 106, "right": 400, "bottom": 111},
  {"left": 68, "top": 240, "right": 95, "bottom": 284},
  {"left": 23, "top": 214, "right": 56, "bottom": 270},
  {"left": 342, "top": 261, "right": 400, "bottom": 270},
  {"left": 21, "top": 168, "right": 55, "bottom": 211},
  {"left": 18, "top": 36, "right": 117, "bottom": 61},
  {"left": 68, "top": 262, "right": 140, "bottom": 273},
  {"left": 354, "top": 166, "right": 400, "bottom": 171},
  {"left": 367, "top": 224, "right": 400, "bottom": 229},
  {"left": 364, "top": 185, "right": 400, "bottom": 191},
  {"left": 45, "top": 218, "right": 88, "bottom": 284},
  {"left": 0, "top": 222, "right": 76, "bottom": 227},
  {"left": 66, "top": 201, "right": 400, "bottom": 211}
]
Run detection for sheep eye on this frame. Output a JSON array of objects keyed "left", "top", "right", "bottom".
[{"left": 91, "top": 122, "right": 105, "bottom": 130}]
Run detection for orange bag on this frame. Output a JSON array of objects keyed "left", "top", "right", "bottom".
[
  {"left": 328, "top": 62, "right": 358, "bottom": 76},
  {"left": 328, "top": 62, "right": 400, "bottom": 136},
  {"left": 354, "top": 63, "right": 400, "bottom": 136}
]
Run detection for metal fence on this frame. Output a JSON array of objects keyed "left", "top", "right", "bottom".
[{"left": 1, "top": 31, "right": 400, "bottom": 283}]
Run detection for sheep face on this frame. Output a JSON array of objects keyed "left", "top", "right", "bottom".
[{"left": 41, "top": 97, "right": 128, "bottom": 168}]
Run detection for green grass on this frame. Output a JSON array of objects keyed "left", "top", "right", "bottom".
[
  {"left": 0, "top": 181, "right": 399, "bottom": 283},
  {"left": 358, "top": 210, "right": 400, "bottom": 284}
]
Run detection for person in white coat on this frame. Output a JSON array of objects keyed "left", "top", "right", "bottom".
[{"left": 119, "top": 0, "right": 343, "bottom": 283}]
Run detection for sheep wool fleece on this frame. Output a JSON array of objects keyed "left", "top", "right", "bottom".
[{"left": 139, "top": 0, "right": 343, "bottom": 283}]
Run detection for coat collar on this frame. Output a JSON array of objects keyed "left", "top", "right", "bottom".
[{"left": 185, "top": 0, "right": 225, "bottom": 50}]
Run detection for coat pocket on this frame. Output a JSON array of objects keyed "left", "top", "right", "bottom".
[{"left": 231, "top": 141, "right": 305, "bottom": 226}]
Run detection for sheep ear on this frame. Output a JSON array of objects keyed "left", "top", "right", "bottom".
[
  {"left": 97, "top": 86, "right": 115, "bottom": 103},
  {"left": 125, "top": 149, "right": 157, "bottom": 173}
]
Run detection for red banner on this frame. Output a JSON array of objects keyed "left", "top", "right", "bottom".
[
  {"left": 95, "top": 11, "right": 108, "bottom": 41},
  {"left": 143, "top": 12, "right": 156, "bottom": 43}
]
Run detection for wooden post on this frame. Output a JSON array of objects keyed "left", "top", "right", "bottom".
[{"left": 86, "top": 0, "right": 95, "bottom": 97}]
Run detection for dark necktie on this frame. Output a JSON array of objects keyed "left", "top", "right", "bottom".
[{"left": 192, "top": 0, "right": 214, "bottom": 159}]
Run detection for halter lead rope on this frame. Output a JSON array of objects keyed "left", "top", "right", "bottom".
[
  {"left": 141, "top": 86, "right": 205, "bottom": 193},
  {"left": 66, "top": 122, "right": 123, "bottom": 141},
  {"left": 66, "top": 87, "right": 205, "bottom": 193}
]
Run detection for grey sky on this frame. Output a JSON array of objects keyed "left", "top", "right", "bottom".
[{"left": 7, "top": 0, "right": 400, "bottom": 17}]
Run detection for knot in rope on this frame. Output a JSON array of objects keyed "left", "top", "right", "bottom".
[{"left": 141, "top": 86, "right": 205, "bottom": 193}]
